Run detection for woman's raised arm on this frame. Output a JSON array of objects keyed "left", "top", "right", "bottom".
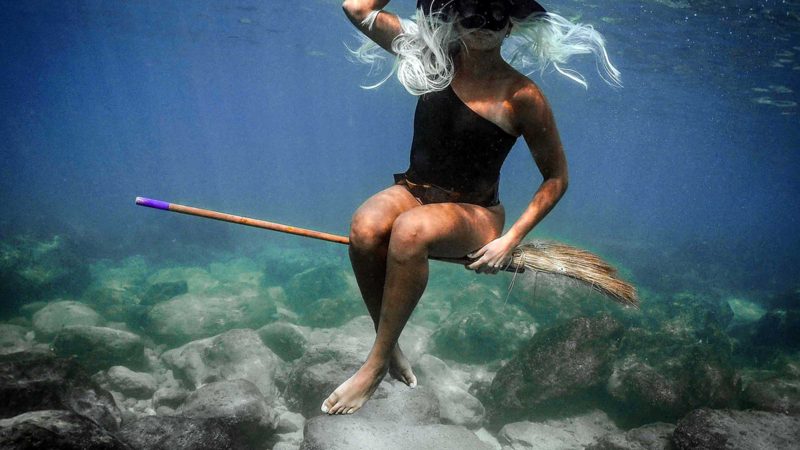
[{"left": 342, "top": 0, "right": 404, "bottom": 54}]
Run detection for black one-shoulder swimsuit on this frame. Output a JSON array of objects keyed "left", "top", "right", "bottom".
[{"left": 397, "top": 84, "right": 518, "bottom": 206}]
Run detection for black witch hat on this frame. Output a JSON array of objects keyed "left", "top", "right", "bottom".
[{"left": 416, "top": 0, "right": 546, "bottom": 19}]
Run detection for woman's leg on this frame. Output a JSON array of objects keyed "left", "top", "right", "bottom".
[
  {"left": 348, "top": 185, "right": 421, "bottom": 386},
  {"left": 323, "top": 201, "right": 505, "bottom": 414}
]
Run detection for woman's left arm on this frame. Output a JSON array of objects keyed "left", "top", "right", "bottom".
[{"left": 467, "top": 84, "right": 568, "bottom": 273}]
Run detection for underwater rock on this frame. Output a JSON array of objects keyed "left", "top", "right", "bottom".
[
  {"left": 93, "top": 366, "right": 158, "bottom": 399},
  {"left": 268, "top": 409, "right": 306, "bottom": 448},
  {"left": 52, "top": 325, "right": 146, "bottom": 373},
  {"left": 498, "top": 409, "right": 619, "bottom": 450},
  {"left": 284, "top": 316, "right": 432, "bottom": 418},
  {"left": 303, "top": 297, "right": 365, "bottom": 328},
  {"left": 258, "top": 246, "right": 335, "bottom": 285},
  {"left": 606, "top": 328, "right": 739, "bottom": 426},
  {"left": 416, "top": 354, "right": 485, "bottom": 428},
  {"left": 83, "top": 286, "right": 143, "bottom": 323},
  {"left": 0, "top": 234, "right": 91, "bottom": 314},
  {"left": 306, "top": 315, "right": 430, "bottom": 363},
  {"left": 152, "top": 386, "right": 190, "bottom": 410},
  {"left": 258, "top": 321, "right": 309, "bottom": 361},
  {"left": 511, "top": 271, "right": 614, "bottom": 328},
  {"left": 741, "top": 375, "right": 800, "bottom": 415},
  {"left": 429, "top": 297, "right": 535, "bottom": 364},
  {"left": 146, "top": 266, "right": 219, "bottom": 293},
  {"left": 275, "top": 410, "right": 306, "bottom": 434},
  {"left": 643, "top": 293, "right": 734, "bottom": 339},
  {"left": 283, "top": 343, "right": 372, "bottom": 418},
  {"left": 160, "top": 328, "right": 281, "bottom": 399},
  {"left": 179, "top": 379, "right": 278, "bottom": 447},
  {"left": 0, "top": 350, "right": 122, "bottom": 431},
  {"left": 274, "top": 442, "right": 302, "bottom": 450},
  {"left": 671, "top": 408, "right": 800, "bottom": 449},
  {"left": 146, "top": 283, "right": 278, "bottom": 346},
  {"left": 207, "top": 257, "right": 268, "bottom": 287},
  {"left": 485, "top": 315, "right": 624, "bottom": 428},
  {"left": 587, "top": 422, "right": 675, "bottom": 450},
  {"left": 726, "top": 297, "right": 766, "bottom": 324},
  {"left": 284, "top": 265, "right": 362, "bottom": 328},
  {"left": 139, "top": 280, "right": 189, "bottom": 306},
  {"left": 0, "top": 324, "right": 36, "bottom": 355},
  {"left": 32, "top": 300, "right": 103, "bottom": 338},
  {"left": 300, "top": 416, "right": 491, "bottom": 450},
  {"left": 118, "top": 415, "right": 243, "bottom": 450},
  {"left": 350, "top": 382, "right": 441, "bottom": 425},
  {"left": 0, "top": 410, "right": 131, "bottom": 450}
]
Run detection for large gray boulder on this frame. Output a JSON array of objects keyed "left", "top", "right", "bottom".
[
  {"left": 118, "top": 415, "right": 244, "bottom": 450},
  {"left": 283, "top": 343, "right": 373, "bottom": 418},
  {"left": 92, "top": 366, "right": 158, "bottom": 399},
  {"left": 300, "top": 418, "right": 491, "bottom": 450},
  {"left": 161, "top": 328, "right": 282, "bottom": 398},
  {"left": 284, "top": 265, "right": 362, "bottom": 328},
  {"left": 0, "top": 410, "right": 131, "bottom": 449},
  {"left": 508, "top": 271, "right": 614, "bottom": 328},
  {"left": 429, "top": 297, "right": 535, "bottom": 364},
  {"left": 486, "top": 315, "right": 624, "bottom": 428},
  {"left": 587, "top": 422, "right": 675, "bottom": 450},
  {"left": 32, "top": 300, "right": 103, "bottom": 337},
  {"left": 146, "top": 283, "right": 278, "bottom": 346},
  {"left": 139, "top": 280, "right": 188, "bottom": 306},
  {"left": 741, "top": 375, "right": 800, "bottom": 415},
  {"left": 671, "top": 408, "right": 800, "bottom": 449},
  {"left": 52, "top": 325, "right": 146, "bottom": 373},
  {"left": 345, "top": 381, "right": 441, "bottom": 425},
  {"left": 416, "top": 354, "right": 485, "bottom": 427},
  {"left": 258, "top": 321, "right": 308, "bottom": 361},
  {"left": 498, "top": 410, "right": 619, "bottom": 450},
  {"left": 179, "top": 379, "right": 278, "bottom": 448},
  {"left": 0, "top": 324, "right": 36, "bottom": 355},
  {"left": 0, "top": 350, "right": 122, "bottom": 431},
  {"left": 606, "top": 327, "right": 738, "bottom": 424}
]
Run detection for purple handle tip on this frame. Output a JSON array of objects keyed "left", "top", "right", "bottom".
[{"left": 136, "top": 197, "right": 170, "bottom": 210}]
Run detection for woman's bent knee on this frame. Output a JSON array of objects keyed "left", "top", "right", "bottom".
[
  {"left": 387, "top": 215, "right": 429, "bottom": 261},
  {"left": 350, "top": 211, "right": 392, "bottom": 250}
]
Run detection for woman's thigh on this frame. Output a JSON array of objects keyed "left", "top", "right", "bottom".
[
  {"left": 350, "top": 185, "right": 421, "bottom": 246},
  {"left": 390, "top": 202, "right": 506, "bottom": 258}
]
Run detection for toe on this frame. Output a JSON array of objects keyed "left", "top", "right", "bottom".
[{"left": 321, "top": 395, "right": 337, "bottom": 414}]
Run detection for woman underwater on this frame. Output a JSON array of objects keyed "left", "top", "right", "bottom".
[{"left": 322, "top": 0, "right": 621, "bottom": 415}]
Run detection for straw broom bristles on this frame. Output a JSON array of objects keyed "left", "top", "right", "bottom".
[{"left": 508, "top": 240, "right": 639, "bottom": 308}]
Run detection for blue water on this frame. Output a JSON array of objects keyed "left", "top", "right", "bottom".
[
  {"left": 2, "top": 1, "right": 800, "bottom": 446},
  {"left": 1, "top": 0, "right": 798, "bottom": 284}
]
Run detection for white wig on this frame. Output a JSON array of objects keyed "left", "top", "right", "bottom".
[{"left": 348, "top": 8, "right": 622, "bottom": 95}]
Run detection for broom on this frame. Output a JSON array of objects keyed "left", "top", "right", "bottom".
[{"left": 135, "top": 197, "right": 638, "bottom": 308}]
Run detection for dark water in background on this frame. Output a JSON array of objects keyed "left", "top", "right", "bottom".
[{"left": 1, "top": 0, "right": 798, "bottom": 289}]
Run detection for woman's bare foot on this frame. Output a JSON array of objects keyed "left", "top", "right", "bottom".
[
  {"left": 389, "top": 345, "right": 417, "bottom": 388},
  {"left": 321, "top": 363, "right": 387, "bottom": 415}
]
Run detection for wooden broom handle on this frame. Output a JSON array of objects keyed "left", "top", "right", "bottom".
[{"left": 135, "top": 197, "right": 523, "bottom": 272}]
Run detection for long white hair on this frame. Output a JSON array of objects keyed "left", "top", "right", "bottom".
[{"left": 348, "top": 8, "right": 622, "bottom": 95}]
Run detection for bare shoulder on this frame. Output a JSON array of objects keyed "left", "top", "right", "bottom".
[
  {"left": 508, "top": 77, "right": 549, "bottom": 118},
  {"left": 505, "top": 75, "right": 556, "bottom": 134}
]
